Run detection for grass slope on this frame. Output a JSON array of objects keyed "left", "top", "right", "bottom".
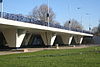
[{"left": 0, "top": 46, "right": 100, "bottom": 67}]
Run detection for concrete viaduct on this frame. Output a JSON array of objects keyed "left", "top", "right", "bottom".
[{"left": 0, "top": 12, "right": 93, "bottom": 48}]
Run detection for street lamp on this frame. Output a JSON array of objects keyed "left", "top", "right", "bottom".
[
  {"left": 77, "top": 7, "right": 82, "bottom": 27},
  {"left": 0, "top": 0, "right": 3, "bottom": 18},
  {"left": 85, "top": 13, "right": 91, "bottom": 31},
  {"left": 68, "top": 20, "right": 71, "bottom": 30},
  {"left": 67, "top": 0, "right": 71, "bottom": 21},
  {"left": 47, "top": 0, "right": 49, "bottom": 27},
  {"left": 76, "top": 7, "right": 83, "bottom": 32}
]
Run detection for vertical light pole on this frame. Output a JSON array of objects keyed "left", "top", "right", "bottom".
[
  {"left": 46, "top": 0, "right": 50, "bottom": 47},
  {"left": 77, "top": 7, "right": 83, "bottom": 32},
  {"left": 67, "top": 0, "right": 70, "bottom": 19},
  {"left": 67, "top": 0, "right": 71, "bottom": 30},
  {"left": 0, "top": 0, "right": 3, "bottom": 18},
  {"left": 77, "top": 8, "right": 82, "bottom": 27},
  {"left": 86, "top": 13, "right": 91, "bottom": 31},
  {"left": 47, "top": 0, "right": 49, "bottom": 27},
  {"left": 68, "top": 20, "right": 71, "bottom": 30},
  {"left": 67, "top": 0, "right": 71, "bottom": 21}
]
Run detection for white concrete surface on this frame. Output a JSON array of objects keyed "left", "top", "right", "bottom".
[{"left": 0, "top": 18, "right": 93, "bottom": 48}]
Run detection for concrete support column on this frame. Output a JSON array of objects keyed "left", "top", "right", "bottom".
[
  {"left": 16, "top": 29, "right": 26, "bottom": 47},
  {"left": 22, "top": 33, "right": 32, "bottom": 46},
  {"left": 40, "top": 32, "right": 56, "bottom": 46},
  {"left": 60, "top": 34, "right": 73, "bottom": 45},
  {"left": 2, "top": 28, "right": 26, "bottom": 48},
  {"left": 79, "top": 37, "right": 83, "bottom": 44},
  {"left": 2, "top": 28, "right": 16, "bottom": 47},
  {"left": 51, "top": 34, "right": 56, "bottom": 46},
  {"left": 74, "top": 35, "right": 83, "bottom": 44},
  {"left": 40, "top": 32, "right": 48, "bottom": 45},
  {"left": 68, "top": 36, "right": 73, "bottom": 45}
]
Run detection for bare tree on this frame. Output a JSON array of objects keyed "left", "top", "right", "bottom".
[
  {"left": 97, "top": 24, "right": 100, "bottom": 33},
  {"left": 92, "top": 27, "right": 98, "bottom": 34},
  {"left": 94, "top": 20, "right": 100, "bottom": 35},
  {"left": 29, "top": 4, "right": 55, "bottom": 23},
  {"left": 92, "top": 20, "right": 100, "bottom": 35},
  {"left": 64, "top": 19, "right": 83, "bottom": 30},
  {"left": 53, "top": 20, "right": 60, "bottom": 25}
]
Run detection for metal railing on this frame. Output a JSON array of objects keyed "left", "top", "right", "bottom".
[{"left": 0, "top": 12, "right": 93, "bottom": 34}]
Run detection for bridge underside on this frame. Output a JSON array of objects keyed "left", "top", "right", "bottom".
[{"left": 0, "top": 28, "right": 88, "bottom": 48}]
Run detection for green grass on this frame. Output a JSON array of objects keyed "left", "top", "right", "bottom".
[{"left": 0, "top": 46, "right": 100, "bottom": 67}]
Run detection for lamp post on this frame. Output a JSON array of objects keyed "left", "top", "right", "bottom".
[
  {"left": 0, "top": 0, "right": 3, "bottom": 18},
  {"left": 77, "top": 8, "right": 83, "bottom": 28},
  {"left": 67, "top": 0, "right": 71, "bottom": 23},
  {"left": 68, "top": 20, "right": 71, "bottom": 30},
  {"left": 76, "top": 7, "right": 84, "bottom": 32},
  {"left": 86, "top": 13, "right": 91, "bottom": 31},
  {"left": 47, "top": 0, "right": 49, "bottom": 27},
  {"left": 66, "top": 0, "right": 71, "bottom": 30}
]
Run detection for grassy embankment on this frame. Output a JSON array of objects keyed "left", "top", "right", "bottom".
[{"left": 0, "top": 46, "right": 100, "bottom": 67}]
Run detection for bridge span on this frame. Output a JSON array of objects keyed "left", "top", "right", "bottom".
[{"left": 0, "top": 13, "right": 93, "bottom": 48}]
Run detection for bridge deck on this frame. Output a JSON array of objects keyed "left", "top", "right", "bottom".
[{"left": 0, "top": 12, "right": 93, "bottom": 36}]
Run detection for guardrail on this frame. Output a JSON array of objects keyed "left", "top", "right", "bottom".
[{"left": 0, "top": 12, "right": 93, "bottom": 34}]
